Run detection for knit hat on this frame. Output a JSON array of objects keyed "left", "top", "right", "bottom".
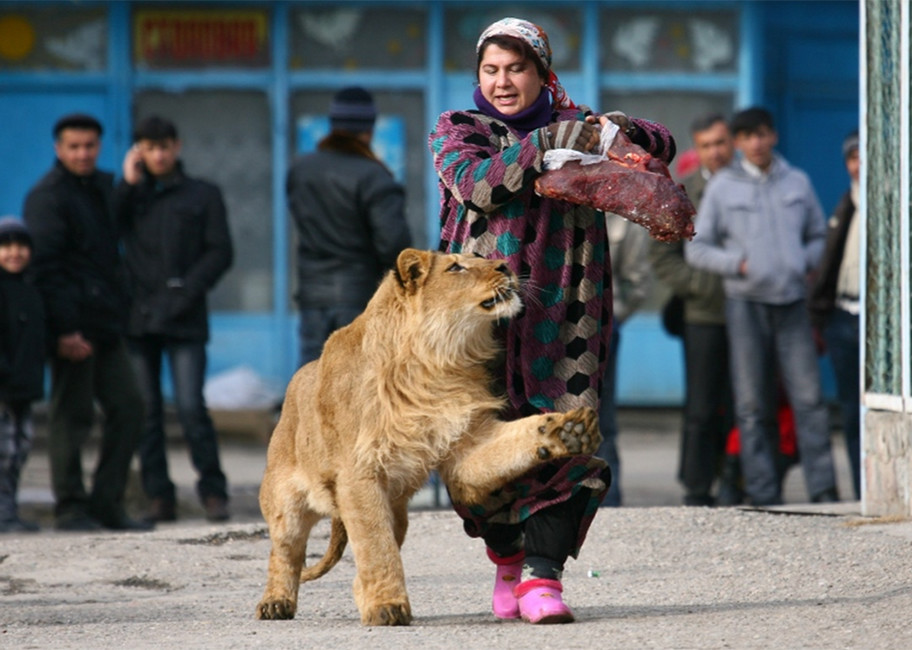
[
  {"left": 842, "top": 130, "right": 859, "bottom": 158},
  {"left": 0, "top": 216, "right": 32, "bottom": 248},
  {"left": 329, "top": 87, "right": 377, "bottom": 134}
]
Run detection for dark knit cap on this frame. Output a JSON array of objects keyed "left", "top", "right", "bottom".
[
  {"left": 0, "top": 216, "right": 32, "bottom": 248},
  {"left": 329, "top": 87, "right": 377, "bottom": 134},
  {"left": 842, "top": 130, "right": 859, "bottom": 158},
  {"left": 53, "top": 113, "right": 103, "bottom": 139}
]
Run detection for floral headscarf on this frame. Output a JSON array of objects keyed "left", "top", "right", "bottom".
[{"left": 476, "top": 16, "right": 577, "bottom": 110}]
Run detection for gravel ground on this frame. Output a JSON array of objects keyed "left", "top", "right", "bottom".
[
  {"left": 1, "top": 508, "right": 911, "bottom": 649},
  {"left": 4, "top": 409, "right": 905, "bottom": 649}
]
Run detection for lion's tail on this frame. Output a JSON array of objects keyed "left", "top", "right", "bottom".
[{"left": 299, "top": 517, "right": 348, "bottom": 582}]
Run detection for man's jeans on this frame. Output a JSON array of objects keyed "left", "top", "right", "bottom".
[
  {"left": 823, "top": 307, "right": 860, "bottom": 498},
  {"left": 129, "top": 336, "right": 228, "bottom": 503},
  {"left": 725, "top": 298, "right": 837, "bottom": 505},
  {"left": 299, "top": 306, "right": 364, "bottom": 367}
]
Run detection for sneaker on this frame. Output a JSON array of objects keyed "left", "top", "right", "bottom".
[
  {"left": 144, "top": 498, "right": 177, "bottom": 523},
  {"left": 203, "top": 496, "right": 230, "bottom": 522},
  {"left": 0, "top": 517, "right": 40, "bottom": 533}
]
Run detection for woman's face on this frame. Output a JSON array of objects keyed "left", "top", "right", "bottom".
[{"left": 478, "top": 43, "right": 545, "bottom": 115}]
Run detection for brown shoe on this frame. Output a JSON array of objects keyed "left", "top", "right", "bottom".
[
  {"left": 203, "top": 497, "right": 230, "bottom": 522},
  {"left": 145, "top": 498, "right": 177, "bottom": 523}
]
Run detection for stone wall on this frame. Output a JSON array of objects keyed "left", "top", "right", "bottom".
[{"left": 864, "top": 409, "right": 912, "bottom": 516}]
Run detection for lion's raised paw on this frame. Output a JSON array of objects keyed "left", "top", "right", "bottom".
[{"left": 536, "top": 407, "right": 601, "bottom": 458}]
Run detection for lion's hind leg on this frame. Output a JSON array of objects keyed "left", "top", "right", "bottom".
[{"left": 256, "top": 485, "right": 322, "bottom": 620}]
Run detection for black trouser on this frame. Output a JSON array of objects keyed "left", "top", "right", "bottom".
[
  {"left": 48, "top": 337, "right": 144, "bottom": 523},
  {"left": 483, "top": 488, "right": 592, "bottom": 581},
  {"left": 678, "top": 322, "right": 733, "bottom": 501}
]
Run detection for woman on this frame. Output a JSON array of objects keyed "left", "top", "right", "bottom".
[{"left": 428, "top": 17, "right": 676, "bottom": 624}]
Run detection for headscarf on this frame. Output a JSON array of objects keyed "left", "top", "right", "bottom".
[{"left": 476, "top": 17, "right": 577, "bottom": 110}]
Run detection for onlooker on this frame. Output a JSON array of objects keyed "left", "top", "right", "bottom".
[
  {"left": 115, "top": 116, "right": 234, "bottom": 523},
  {"left": 287, "top": 87, "right": 411, "bottom": 366},
  {"left": 685, "top": 106, "right": 839, "bottom": 506},
  {"left": 23, "top": 113, "right": 150, "bottom": 531},
  {"left": 597, "top": 212, "right": 652, "bottom": 506},
  {"left": 0, "top": 217, "right": 45, "bottom": 533},
  {"left": 810, "top": 130, "right": 861, "bottom": 499},
  {"left": 649, "top": 113, "right": 738, "bottom": 506},
  {"left": 430, "top": 16, "right": 674, "bottom": 623}
]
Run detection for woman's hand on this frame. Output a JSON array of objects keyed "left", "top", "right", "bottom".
[{"left": 538, "top": 121, "right": 599, "bottom": 153}]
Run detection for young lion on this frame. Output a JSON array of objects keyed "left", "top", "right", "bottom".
[{"left": 256, "top": 249, "right": 600, "bottom": 626}]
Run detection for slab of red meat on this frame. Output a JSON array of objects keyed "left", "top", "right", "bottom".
[{"left": 534, "top": 131, "right": 696, "bottom": 242}]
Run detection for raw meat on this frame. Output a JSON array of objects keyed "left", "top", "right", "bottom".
[{"left": 534, "top": 131, "right": 696, "bottom": 242}]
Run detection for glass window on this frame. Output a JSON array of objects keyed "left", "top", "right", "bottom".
[
  {"left": 0, "top": 7, "right": 107, "bottom": 71},
  {"left": 600, "top": 90, "right": 734, "bottom": 312},
  {"left": 444, "top": 6, "right": 582, "bottom": 73},
  {"left": 287, "top": 89, "right": 426, "bottom": 309},
  {"left": 132, "top": 6, "right": 270, "bottom": 70},
  {"left": 289, "top": 6, "right": 426, "bottom": 70},
  {"left": 134, "top": 90, "right": 274, "bottom": 312},
  {"left": 600, "top": 9, "right": 738, "bottom": 72}
]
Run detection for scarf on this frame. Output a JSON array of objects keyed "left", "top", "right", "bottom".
[{"left": 473, "top": 86, "right": 553, "bottom": 137}]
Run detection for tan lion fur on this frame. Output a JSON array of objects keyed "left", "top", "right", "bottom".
[{"left": 255, "top": 249, "right": 600, "bottom": 626}]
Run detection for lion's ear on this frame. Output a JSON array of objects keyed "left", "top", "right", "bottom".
[{"left": 394, "top": 248, "right": 433, "bottom": 295}]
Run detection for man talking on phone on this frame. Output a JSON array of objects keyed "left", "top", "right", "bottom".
[{"left": 114, "top": 115, "right": 234, "bottom": 524}]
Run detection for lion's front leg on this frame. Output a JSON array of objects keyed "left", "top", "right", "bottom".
[
  {"left": 443, "top": 407, "right": 601, "bottom": 505},
  {"left": 337, "top": 477, "right": 412, "bottom": 626}
]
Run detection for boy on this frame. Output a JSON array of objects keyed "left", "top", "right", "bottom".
[{"left": 0, "top": 216, "right": 45, "bottom": 533}]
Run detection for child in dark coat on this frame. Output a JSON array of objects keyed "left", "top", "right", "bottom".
[{"left": 0, "top": 217, "right": 46, "bottom": 533}]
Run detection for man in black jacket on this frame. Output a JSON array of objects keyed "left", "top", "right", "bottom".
[
  {"left": 287, "top": 87, "right": 411, "bottom": 365},
  {"left": 115, "top": 116, "right": 234, "bottom": 523},
  {"left": 24, "top": 113, "right": 151, "bottom": 531}
]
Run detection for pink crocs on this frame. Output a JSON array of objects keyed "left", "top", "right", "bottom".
[
  {"left": 514, "top": 578, "right": 575, "bottom": 624},
  {"left": 486, "top": 548, "right": 524, "bottom": 619}
]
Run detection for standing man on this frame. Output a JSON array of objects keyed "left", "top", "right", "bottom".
[
  {"left": 115, "top": 116, "right": 234, "bottom": 523},
  {"left": 23, "top": 113, "right": 150, "bottom": 531},
  {"left": 686, "top": 107, "right": 839, "bottom": 506},
  {"left": 810, "top": 130, "right": 861, "bottom": 499},
  {"left": 287, "top": 87, "right": 411, "bottom": 366},
  {"left": 649, "top": 113, "right": 738, "bottom": 506}
]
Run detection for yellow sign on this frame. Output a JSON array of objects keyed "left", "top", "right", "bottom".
[{"left": 0, "top": 15, "right": 36, "bottom": 61}]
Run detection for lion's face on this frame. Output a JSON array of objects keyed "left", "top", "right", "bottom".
[{"left": 394, "top": 249, "right": 522, "bottom": 321}]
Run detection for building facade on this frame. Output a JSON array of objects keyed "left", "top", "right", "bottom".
[{"left": 0, "top": 0, "right": 859, "bottom": 404}]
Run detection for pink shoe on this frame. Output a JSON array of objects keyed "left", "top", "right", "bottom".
[
  {"left": 514, "top": 578, "right": 575, "bottom": 624},
  {"left": 487, "top": 548, "right": 523, "bottom": 619}
]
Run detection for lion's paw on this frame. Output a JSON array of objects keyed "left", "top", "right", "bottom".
[
  {"left": 256, "top": 597, "right": 296, "bottom": 620},
  {"left": 362, "top": 602, "right": 412, "bottom": 626},
  {"left": 536, "top": 407, "right": 601, "bottom": 458}
]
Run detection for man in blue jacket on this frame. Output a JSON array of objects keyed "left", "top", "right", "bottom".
[
  {"left": 685, "top": 107, "right": 839, "bottom": 506},
  {"left": 115, "top": 116, "right": 234, "bottom": 523}
]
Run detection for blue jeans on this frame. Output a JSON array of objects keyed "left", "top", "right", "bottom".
[
  {"left": 596, "top": 321, "right": 621, "bottom": 506},
  {"left": 823, "top": 307, "right": 860, "bottom": 498},
  {"left": 725, "top": 298, "right": 837, "bottom": 505},
  {"left": 299, "top": 306, "right": 364, "bottom": 367},
  {"left": 129, "top": 336, "right": 227, "bottom": 503}
]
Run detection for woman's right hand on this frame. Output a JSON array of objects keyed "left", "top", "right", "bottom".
[{"left": 539, "top": 121, "right": 599, "bottom": 153}]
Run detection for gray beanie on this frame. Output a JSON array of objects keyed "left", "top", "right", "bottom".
[
  {"left": 329, "top": 87, "right": 377, "bottom": 134},
  {"left": 842, "top": 130, "right": 859, "bottom": 159},
  {"left": 0, "top": 216, "right": 32, "bottom": 248}
]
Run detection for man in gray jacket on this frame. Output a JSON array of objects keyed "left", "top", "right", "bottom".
[
  {"left": 287, "top": 87, "right": 411, "bottom": 366},
  {"left": 685, "top": 107, "right": 838, "bottom": 506}
]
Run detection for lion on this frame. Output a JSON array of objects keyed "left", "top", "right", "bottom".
[{"left": 255, "top": 248, "right": 600, "bottom": 626}]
